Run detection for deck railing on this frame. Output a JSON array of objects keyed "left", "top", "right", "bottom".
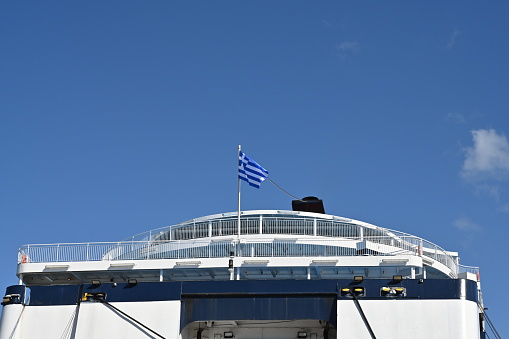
[
  {"left": 127, "top": 215, "right": 410, "bottom": 242},
  {"left": 18, "top": 235, "right": 478, "bottom": 277}
]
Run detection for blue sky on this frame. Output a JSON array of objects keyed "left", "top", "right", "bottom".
[{"left": 1, "top": 1, "right": 508, "bottom": 335}]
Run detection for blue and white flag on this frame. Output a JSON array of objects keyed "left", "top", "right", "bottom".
[{"left": 239, "top": 151, "right": 269, "bottom": 188}]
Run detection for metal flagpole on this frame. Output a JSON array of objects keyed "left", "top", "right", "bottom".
[{"left": 237, "top": 145, "right": 241, "bottom": 246}]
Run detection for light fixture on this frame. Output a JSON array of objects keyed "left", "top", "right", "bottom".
[
  {"left": 353, "top": 276, "right": 364, "bottom": 283},
  {"left": 340, "top": 287, "right": 351, "bottom": 296},
  {"left": 109, "top": 262, "right": 135, "bottom": 268},
  {"left": 91, "top": 280, "right": 101, "bottom": 286},
  {"left": 297, "top": 331, "right": 308, "bottom": 338},
  {"left": 353, "top": 287, "right": 365, "bottom": 296},
  {"left": 381, "top": 287, "right": 404, "bottom": 297},
  {"left": 175, "top": 261, "right": 201, "bottom": 266},
  {"left": 242, "top": 260, "right": 270, "bottom": 265},
  {"left": 380, "top": 287, "right": 392, "bottom": 296},
  {"left": 381, "top": 259, "right": 409, "bottom": 264},
  {"left": 311, "top": 259, "right": 338, "bottom": 265},
  {"left": 394, "top": 287, "right": 405, "bottom": 295},
  {"left": 224, "top": 331, "right": 234, "bottom": 338},
  {"left": 44, "top": 264, "right": 70, "bottom": 270},
  {"left": 128, "top": 279, "right": 138, "bottom": 285},
  {"left": 392, "top": 275, "right": 403, "bottom": 282}
]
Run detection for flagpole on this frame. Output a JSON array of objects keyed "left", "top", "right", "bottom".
[{"left": 237, "top": 145, "right": 241, "bottom": 245}]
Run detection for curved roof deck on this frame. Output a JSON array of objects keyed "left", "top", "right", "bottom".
[
  {"left": 19, "top": 210, "right": 478, "bottom": 280},
  {"left": 122, "top": 210, "right": 461, "bottom": 272}
]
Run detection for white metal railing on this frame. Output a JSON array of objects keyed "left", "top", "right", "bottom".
[
  {"left": 17, "top": 236, "right": 478, "bottom": 277},
  {"left": 17, "top": 212, "right": 480, "bottom": 278},
  {"left": 458, "top": 265, "right": 480, "bottom": 275},
  {"left": 126, "top": 214, "right": 408, "bottom": 242}
]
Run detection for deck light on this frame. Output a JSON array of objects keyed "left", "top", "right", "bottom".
[
  {"left": 297, "top": 332, "right": 308, "bottom": 338},
  {"left": 224, "top": 331, "right": 234, "bottom": 338},
  {"left": 109, "top": 262, "right": 135, "bottom": 268},
  {"left": 91, "top": 280, "right": 101, "bottom": 286},
  {"left": 380, "top": 287, "right": 392, "bottom": 296},
  {"left": 242, "top": 260, "right": 270, "bottom": 265},
  {"left": 353, "top": 287, "right": 365, "bottom": 296},
  {"left": 392, "top": 275, "right": 403, "bottom": 282},
  {"left": 340, "top": 287, "right": 354, "bottom": 297},
  {"left": 176, "top": 261, "right": 201, "bottom": 266},
  {"left": 381, "top": 259, "right": 409, "bottom": 264},
  {"left": 394, "top": 287, "right": 405, "bottom": 295},
  {"left": 354, "top": 276, "right": 364, "bottom": 283},
  {"left": 311, "top": 259, "right": 338, "bottom": 265},
  {"left": 44, "top": 264, "right": 70, "bottom": 270}
]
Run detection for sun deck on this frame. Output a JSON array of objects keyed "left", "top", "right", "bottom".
[{"left": 17, "top": 210, "right": 479, "bottom": 286}]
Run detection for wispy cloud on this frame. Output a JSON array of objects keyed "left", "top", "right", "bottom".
[
  {"left": 461, "top": 129, "right": 509, "bottom": 181},
  {"left": 474, "top": 184, "right": 501, "bottom": 201},
  {"left": 322, "top": 19, "right": 332, "bottom": 28},
  {"left": 335, "top": 40, "right": 360, "bottom": 60},
  {"left": 498, "top": 203, "right": 509, "bottom": 213},
  {"left": 452, "top": 216, "right": 482, "bottom": 248},
  {"left": 336, "top": 41, "right": 360, "bottom": 53},
  {"left": 447, "top": 29, "right": 462, "bottom": 49},
  {"left": 452, "top": 216, "right": 482, "bottom": 232}
]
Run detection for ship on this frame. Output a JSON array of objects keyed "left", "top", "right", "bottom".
[{"left": 0, "top": 197, "right": 487, "bottom": 338}]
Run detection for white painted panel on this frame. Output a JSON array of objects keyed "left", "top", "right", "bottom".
[
  {"left": 1, "top": 304, "right": 77, "bottom": 339},
  {"left": 0, "top": 304, "right": 24, "bottom": 339},
  {"left": 2, "top": 301, "right": 181, "bottom": 339},
  {"left": 337, "top": 299, "right": 480, "bottom": 339}
]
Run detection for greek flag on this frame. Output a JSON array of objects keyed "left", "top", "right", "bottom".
[{"left": 239, "top": 151, "right": 269, "bottom": 188}]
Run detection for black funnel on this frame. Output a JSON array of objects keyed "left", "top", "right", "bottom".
[{"left": 292, "top": 196, "right": 325, "bottom": 214}]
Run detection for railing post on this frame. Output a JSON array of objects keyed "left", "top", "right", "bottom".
[
  {"left": 56, "top": 244, "right": 60, "bottom": 262},
  {"left": 313, "top": 218, "right": 317, "bottom": 236},
  {"left": 86, "top": 243, "right": 89, "bottom": 261},
  {"left": 259, "top": 215, "right": 263, "bottom": 234},
  {"left": 146, "top": 240, "right": 150, "bottom": 260}
]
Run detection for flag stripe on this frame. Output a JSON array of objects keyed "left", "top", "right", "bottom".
[{"left": 238, "top": 151, "right": 268, "bottom": 189}]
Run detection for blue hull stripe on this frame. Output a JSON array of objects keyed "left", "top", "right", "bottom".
[{"left": 7, "top": 279, "right": 478, "bottom": 307}]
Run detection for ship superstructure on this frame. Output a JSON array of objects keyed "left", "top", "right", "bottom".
[{"left": 1, "top": 209, "right": 485, "bottom": 338}]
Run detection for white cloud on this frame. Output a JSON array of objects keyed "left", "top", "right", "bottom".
[
  {"left": 322, "top": 19, "right": 332, "bottom": 28},
  {"left": 474, "top": 184, "right": 501, "bottom": 201},
  {"left": 447, "top": 29, "right": 461, "bottom": 49},
  {"left": 336, "top": 41, "right": 360, "bottom": 53},
  {"left": 452, "top": 216, "right": 482, "bottom": 232},
  {"left": 497, "top": 203, "right": 509, "bottom": 213},
  {"left": 452, "top": 216, "right": 482, "bottom": 249},
  {"left": 335, "top": 41, "right": 360, "bottom": 60},
  {"left": 461, "top": 129, "right": 509, "bottom": 180}
]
